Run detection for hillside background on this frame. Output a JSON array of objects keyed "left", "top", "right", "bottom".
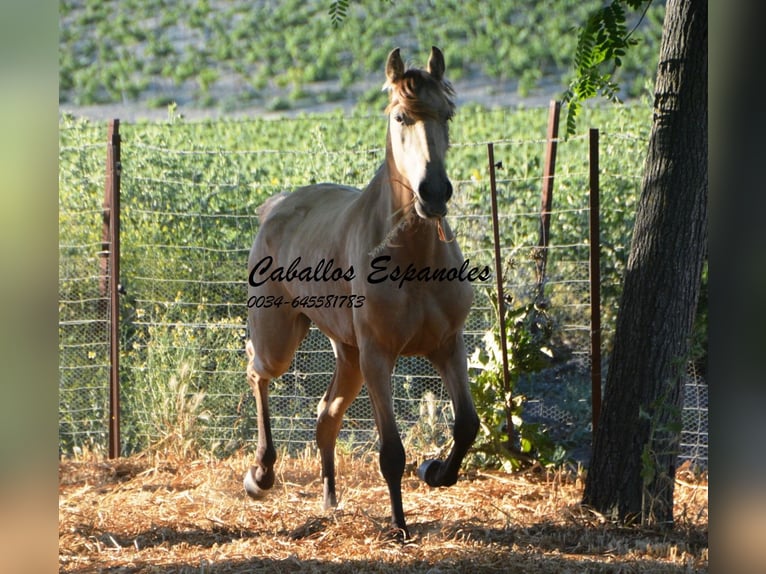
[{"left": 59, "top": 0, "right": 666, "bottom": 121}]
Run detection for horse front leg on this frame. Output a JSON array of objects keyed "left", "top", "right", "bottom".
[
  {"left": 360, "top": 347, "right": 409, "bottom": 539},
  {"left": 419, "top": 333, "right": 479, "bottom": 488}
]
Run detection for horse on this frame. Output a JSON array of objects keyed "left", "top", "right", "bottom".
[{"left": 244, "top": 46, "right": 481, "bottom": 539}]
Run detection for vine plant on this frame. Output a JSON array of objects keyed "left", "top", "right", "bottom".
[{"left": 467, "top": 293, "right": 566, "bottom": 472}]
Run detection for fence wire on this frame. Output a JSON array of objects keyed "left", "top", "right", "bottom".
[{"left": 58, "top": 111, "right": 707, "bottom": 469}]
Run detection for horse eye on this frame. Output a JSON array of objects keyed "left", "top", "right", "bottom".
[{"left": 393, "top": 113, "right": 405, "bottom": 124}]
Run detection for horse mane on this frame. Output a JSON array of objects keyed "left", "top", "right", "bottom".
[{"left": 385, "top": 68, "right": 456, "bottom": 121}]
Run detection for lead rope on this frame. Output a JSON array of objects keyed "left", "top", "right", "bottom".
[
  {"left": 369, "top": 213, "right": 454, "bottom": 258},
  {"left": 436, "top": 217, "right": 455, "bottom": 243},
  {"left": 368, "top": 213, "right": 412, "bottom": 258}
]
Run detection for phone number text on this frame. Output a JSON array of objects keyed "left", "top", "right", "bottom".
[{"left": 247, "top": 294, "right": 366, "bottom": 309}]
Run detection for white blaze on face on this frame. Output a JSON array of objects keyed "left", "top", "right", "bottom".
[{"left": 389, "top": 108, "right": 450, "bottom": 211}]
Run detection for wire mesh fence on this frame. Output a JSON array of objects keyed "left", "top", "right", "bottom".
[
  {"left": 59, "top": 137, "right": 113, "bottom": 451},
  {"left": 679, "top": 361, "right": 708, "bottom": 468},
  {"left": 58, "top": 109, "right": 707, "bottom": 469}
]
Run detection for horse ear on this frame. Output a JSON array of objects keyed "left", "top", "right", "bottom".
[
  {"left": 386, "top": 48, "right": 404, "bottom": 85},
  {"left": 427, "top": 46, "right": 445, "bottom": 81}
]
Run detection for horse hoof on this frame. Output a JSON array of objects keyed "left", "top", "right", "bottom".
[
  {"left": 243, "top": 466, "right": 273, "bottom": 499},
  {"left": 322, "top": 491, "right": 338, "bottom": 510},
  {"left": 385, "top": 525, "right": 411, "bottom": 543},
  {"left": 417, "top": 459, "right": 442, "bottom": 487}
]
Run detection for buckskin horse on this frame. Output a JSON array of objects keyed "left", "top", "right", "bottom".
[{"left": 244, "top": 46, "right": 480, "bottom": 539}]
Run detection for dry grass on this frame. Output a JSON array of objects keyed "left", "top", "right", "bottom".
[{"left": 59, "top": 449, "right": 707, "bottom": 573}]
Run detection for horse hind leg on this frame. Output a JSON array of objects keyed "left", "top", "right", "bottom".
[
  {"left": 243, "top": 340, "right": 276, "bottom": 498},
  {"left": 243, "top": 314, "right": 310, "bottom": 499},
  {"left": 316, "top": 341, "right": 363, "bottom": 510}
]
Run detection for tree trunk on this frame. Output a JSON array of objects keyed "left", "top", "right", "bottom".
[{"left": 582, "top": 0, "right": 707, "bottom": 526}]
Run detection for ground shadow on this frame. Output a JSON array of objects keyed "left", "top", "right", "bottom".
[{"left": 66, "top": 515, "right": 707, "bottom": 573}]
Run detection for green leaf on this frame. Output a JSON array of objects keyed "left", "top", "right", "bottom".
[
  {"left": 328, "top": 0, "right": 349, "bottom": 27},
  {"left": 520, "top": 437, "right": 533, "bottom": 453}
]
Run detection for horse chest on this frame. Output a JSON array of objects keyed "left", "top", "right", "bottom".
[{"left": 355, "top": 277, "right": 472, "bottom": 354}]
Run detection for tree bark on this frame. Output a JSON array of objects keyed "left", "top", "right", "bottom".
[{"left": 583, "top": 0, "right": 707, "bottom": 526}]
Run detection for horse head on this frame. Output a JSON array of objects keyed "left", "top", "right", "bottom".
[{"left": 384, "top": 46, "right": 456, "bottom": 220}]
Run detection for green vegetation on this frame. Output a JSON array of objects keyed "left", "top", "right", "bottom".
[
  {"left": 59, "top": 102, "right": 650, "bottom": 460},
  {"left": 468, "top": 300, "right": 564, "bottom": 471},
  {"left": 59, "top": 0, "right": 664, "bottom": 111}
]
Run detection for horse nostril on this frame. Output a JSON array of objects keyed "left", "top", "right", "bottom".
[
  {"left": 418, "top": 180, "right": 452, "bottom": 202},
  {"left": 416, "top": 178, "right": 452, "bottom": 218}
]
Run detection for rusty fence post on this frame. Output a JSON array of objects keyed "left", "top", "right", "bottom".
[
  {"left": 535, "top": 100, "right": 561, "bottom": 289},
  {"left": 103, "top": 119, "right": 122, "bottom": 459},
  {"left": 588, "top": 128, "right": 602, "bottom": 434},
  {"left": 487, "top": 143, "right": 513, "bottom": 447}
]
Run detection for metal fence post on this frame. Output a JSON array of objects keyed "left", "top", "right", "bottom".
[
  {"left": 487, "top": 143, "right": 513, "bottom": 447},
  {"left": 535, "top": 100, "right": 561, "bottom": 289},
  {"left": 104, "top": 119, "right": 122, "bottom": 459},
  {"left": 588, "top": 128, "right": 602, "bottom": 434}
]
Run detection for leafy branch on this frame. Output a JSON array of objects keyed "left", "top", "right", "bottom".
[
  {"left": 328, "top": 0, "right": 349, "bottom": 27},
  {"left": 329, "top": 0, "right": 393, "bottom": 27},
  {"left": 562, "top": 0, "right": 652, "bottom": 136}
]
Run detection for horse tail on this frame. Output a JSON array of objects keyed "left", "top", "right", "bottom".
[{"left": 257, "top": 192, "right": 289, "bottom": 224}]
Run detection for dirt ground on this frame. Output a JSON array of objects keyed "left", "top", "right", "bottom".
[{"left": 59, "top": 450, "right": 708, "bottom": 573}]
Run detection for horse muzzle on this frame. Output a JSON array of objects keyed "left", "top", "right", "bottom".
[
  {"left": 414, "top": 178, "right": 452, "bottom": 219},
  {"left": 414, "top": 198, "right": 448, "bottom": 219}
]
